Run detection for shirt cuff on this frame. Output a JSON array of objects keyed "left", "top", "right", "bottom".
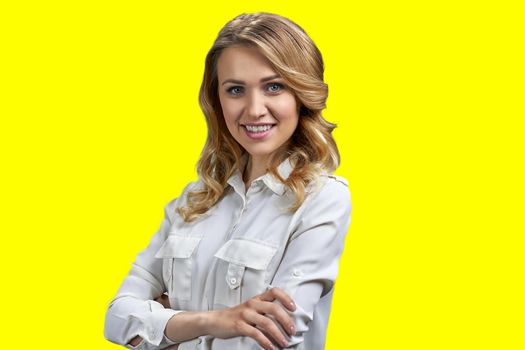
[
  {"left": 177, "top": 337, "right": 204, "bottom": 350},
  {"left": 124, "top": 332, "right": 179, "bottom": 350},
  {"left": 162, "top": 332, "right": 179, "bottom": 346},
  {"left": 130, "top": 307, "right": 185, "bottom": 347}
]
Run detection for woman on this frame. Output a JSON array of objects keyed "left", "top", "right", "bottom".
[{"left": 104, "top": 12, "right": 352, "bottom": 350}]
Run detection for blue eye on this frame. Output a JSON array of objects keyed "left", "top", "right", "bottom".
[
  {"left": 225, "top": 83, "right": 284, "bottom": 96},
  {"left": 267, "top": 83, "right": 284, "bottom": 93},
  {"left": 226, "top": 86, "right": 243, "bottom": 96}
]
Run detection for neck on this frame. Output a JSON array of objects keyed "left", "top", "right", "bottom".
[{"left": 243, "top": 154, "right": 270, "bottom": 188}]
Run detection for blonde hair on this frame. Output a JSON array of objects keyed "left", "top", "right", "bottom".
[{"left": 177, "top": 12, "right": 341, "bottom": 223}]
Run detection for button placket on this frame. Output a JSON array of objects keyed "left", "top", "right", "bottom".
[
  {"left": 246, "top": 180, "right": 262, "bottom": 206},
  {"left": 230, "top": 195, "right": 246, "bottom": 232},
  {"left": 231, "top": 205, "right": 245, "bottom": 232}
]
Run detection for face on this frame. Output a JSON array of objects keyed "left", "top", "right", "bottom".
[{"left": 216, "top": 45, "right": 299, "bottom": 166}]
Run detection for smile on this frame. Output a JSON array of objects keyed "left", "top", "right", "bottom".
[
  {"left": 242, "top": 124, "right": 275, "bottom": 140},
  {"left": 245, "top": 124, "right": 273, "bottom": 132}
]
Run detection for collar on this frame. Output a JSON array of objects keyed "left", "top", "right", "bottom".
[{"left": 226, "top": 153, "right": 295, "bottom": 196}]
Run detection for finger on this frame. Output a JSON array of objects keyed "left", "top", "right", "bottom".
[
  {"left": 154, "top": 295, "right": 163, "bottom": 305},
  {"left": 237, "top": 321, "right": 277, "bottom": 350},
  {"left": 244, "top": 310, "right": 289, "bottom": 348},
  {"left": 255, "top": 300, "right": 296, "bottom": 337},
  {"left": 259, "top": 328, "right": 284, "bottom": 349},
  {"left": 260, "top": 287, "right": 296, "bottom": 312},
  {"left": 154, "top": 294, "right": 171, "bottom": 308}
]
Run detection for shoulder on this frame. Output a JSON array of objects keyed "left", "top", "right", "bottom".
[
  {"left": 296, "top": 172, "right": 352, "bottom": 219},
  {"left": 320, "top": 173, "right": 349, "bottom": 188},
  {"left": 308, "top": 173, "right": 351, "bottom": 204},
  {"left": 291, "top": 173, "right": 352, "bottom": 237}
]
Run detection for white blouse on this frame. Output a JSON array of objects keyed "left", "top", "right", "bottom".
[{"left": 104, "top": 154, "right": 352, "bottom": 350}]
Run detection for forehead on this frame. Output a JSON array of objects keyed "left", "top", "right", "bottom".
[{"left": 217, "top": 46, "right": 277, "bottom": 81}]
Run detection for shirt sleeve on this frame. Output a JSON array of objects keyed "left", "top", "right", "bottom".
[
  {"left": 104, "top": 182, "right": 195, "bottom": 349},
  {"left": 269, "top": 177, "right": 352, "bottom": 349}
]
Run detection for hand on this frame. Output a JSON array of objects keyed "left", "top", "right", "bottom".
[
  {"left": 155, "top": 293, "right": 171, "bottom": 309},
  {"left": 206, "top": 287, "right": 296, "bottom": 350}
]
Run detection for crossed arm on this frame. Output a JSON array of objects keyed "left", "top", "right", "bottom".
[
  {"left": 105, "top": 179, "right": 351, "bottom": 350},
  {"left": 128, "top": 288, "right": 297, "bottom": 350}
]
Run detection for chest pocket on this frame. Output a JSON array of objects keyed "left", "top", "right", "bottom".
[
  {"left": 213, "top": 238, "right": 278, "bottom": 307},
  {"left": 155, "top": 235, "right": 202, "bottom": 302}
]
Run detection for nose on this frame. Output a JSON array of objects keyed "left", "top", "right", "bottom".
[{"left": 245, "top": 90, "right": 268, "bottom": 119}]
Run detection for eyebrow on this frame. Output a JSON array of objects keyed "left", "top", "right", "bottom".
[{"left": 221, "top": 74, "right": 281, "bottom": 86}]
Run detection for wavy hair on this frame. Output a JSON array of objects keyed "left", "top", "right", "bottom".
[{"left": 177, "top": 12, "right": 341, "bottom": 223}]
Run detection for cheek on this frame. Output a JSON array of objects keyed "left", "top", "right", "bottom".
[
  {"left": 219, "top": 97, "right": 237, "bottom": 125},
  {"left": 273, "top": 95, "right": 298, "bottom": 121}
]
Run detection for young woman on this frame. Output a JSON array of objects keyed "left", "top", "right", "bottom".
[{"left": 104, "top": 12, "right": 352, "bottom": 350}]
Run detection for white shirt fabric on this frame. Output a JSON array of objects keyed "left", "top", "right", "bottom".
[{"left": 104, "top": 153, "right": 352, "bottom": 350}]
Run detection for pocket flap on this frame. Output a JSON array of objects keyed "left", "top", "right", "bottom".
[
  {"left": 155, "top": 235, "right": 202, "bottom": 259},
  {"left": 214, "top": 239, "right": 278, "bottom": 270}
]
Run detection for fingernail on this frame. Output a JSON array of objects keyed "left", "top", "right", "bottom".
[
  {"left": 289, "top": 301, "right": 296, "bottom": 309},
  {"left": 281, "top": 339, "right": 289, "bottom": 347},
  {"left": 290, "top": 325, "right": 295, "bottom": 335}
]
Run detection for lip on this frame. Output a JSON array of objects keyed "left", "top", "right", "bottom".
[{"left": 242, "top": 124, "right": 275, "bottom": 140}]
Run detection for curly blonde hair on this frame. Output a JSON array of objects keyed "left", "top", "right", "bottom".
[{"left": 177, "top": 12, "right": 341, "bottom": 223}]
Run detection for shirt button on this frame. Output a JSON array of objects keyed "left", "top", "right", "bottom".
[
  {"left": 292, "top": 269, "right": 302, "bottom": 277},
  {"left": 230, "top": 277, "right": 237, "bottom": 284}
]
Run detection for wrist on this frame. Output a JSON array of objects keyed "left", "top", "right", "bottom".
[
  {"left": 201, "top": 309, "right": 218, "bottom": 335},
  {"left": 165, "top": 310, "right": 214, "bottom": 342}
]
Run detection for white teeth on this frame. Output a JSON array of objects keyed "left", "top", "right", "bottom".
[{"left": 245, "top": 124, "right": 273, "bottom": 133}]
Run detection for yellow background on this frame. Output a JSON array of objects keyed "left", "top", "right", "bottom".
[{"left": 1, "top": 1, "right": 523, "bottom": 349}]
